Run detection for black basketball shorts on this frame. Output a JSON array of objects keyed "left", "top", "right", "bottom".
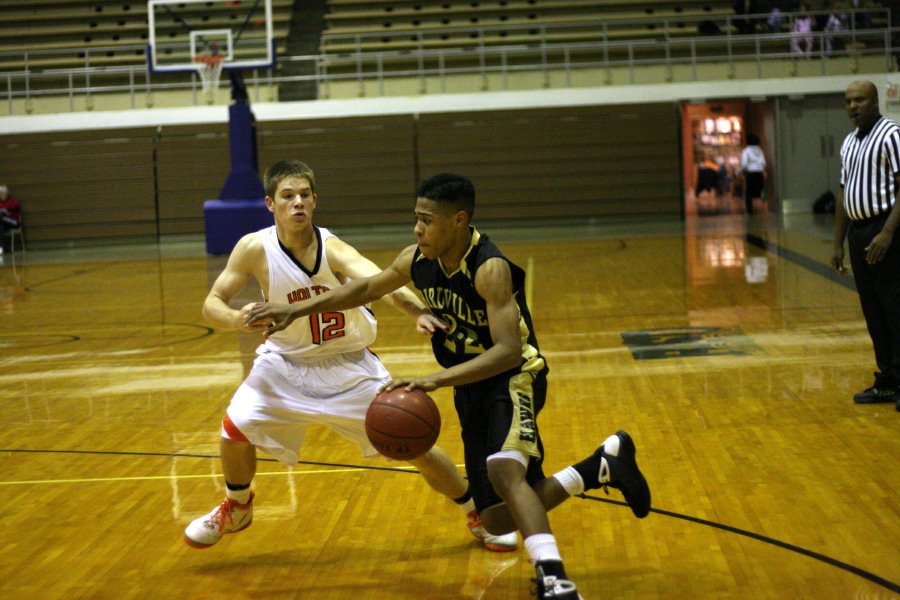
[{"left": 453, "top": 368, "right": 548, "bottom": 513}]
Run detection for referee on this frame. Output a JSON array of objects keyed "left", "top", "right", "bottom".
[{"left": 831, "top": 80, "right": 900, "bottom": 410}]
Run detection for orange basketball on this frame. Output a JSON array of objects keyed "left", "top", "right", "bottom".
[{"left": 365, "top": 388, "right": 441, "bottom": 460}]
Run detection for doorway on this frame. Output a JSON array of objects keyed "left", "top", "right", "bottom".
[{"left": 681, "top": 100, "right": 776, "bottom": 217}]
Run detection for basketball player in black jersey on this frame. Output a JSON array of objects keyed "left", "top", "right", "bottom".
[{"left": 247, "top": 173, "right": 651, "bottom": 599}]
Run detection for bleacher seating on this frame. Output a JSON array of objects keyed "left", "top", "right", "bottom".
[
  {"left": 0, "top": 1, "right": 892, "bottom": 249},
  {"left": 0, "top": 0, "right": 891, "bottom": 98},
  {"left": 316, "top": 0, "right": 889, "bottom": 78},
  {"left": 320, "top": 0, "right": 734, "bottom": 54},
  {"left": 0, "top": 0, "right": 293, "bottom": 87}
]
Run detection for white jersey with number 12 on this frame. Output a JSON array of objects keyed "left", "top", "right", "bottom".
[{"left": 259, "top": 225, "right": 377, "bottom": 360}]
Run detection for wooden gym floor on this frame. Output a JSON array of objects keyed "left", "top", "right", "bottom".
[{"left": 0, "top": 207, "right": 897, "bottom": 600}]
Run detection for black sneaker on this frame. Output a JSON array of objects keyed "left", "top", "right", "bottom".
[
  {"left": 852, "top": 386, "right": 899, "bottom": 404},
  {"left": 599, "top": 430, "right": 651, "bottom": 519},
  {"left": 532, "top": 565, "right": 582, "bottom": 599}
]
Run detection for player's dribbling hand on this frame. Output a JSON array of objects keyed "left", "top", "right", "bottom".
[{"left": 380, "top": 378, "right": 439, "bottom": 393}]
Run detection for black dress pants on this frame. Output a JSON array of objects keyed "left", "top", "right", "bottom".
[{"left": 848, "top": 213, "right": 900, "bottom": 387}]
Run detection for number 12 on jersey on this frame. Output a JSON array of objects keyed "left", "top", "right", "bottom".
[{"left": 310, "top": 312, "right": 346, "bottom": 344}]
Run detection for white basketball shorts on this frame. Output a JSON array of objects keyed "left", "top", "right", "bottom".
[{"left": 222, "top": 348, "right": 390, "bottom": 465}]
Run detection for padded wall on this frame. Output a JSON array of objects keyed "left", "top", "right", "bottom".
[
  {"left": 417, "top": 103, "right": 682, "bottom": 220},
  {"left": 0, "top": 103, "right": 682, "bottom": 248},
  {"left": 257, "top": 115, "right": 418, "bottom": 228},
  {"left": 155, "top": 123, "right": 231, "bottom": 235},
  {"left": 0, "top": 129, "right": 157, "bottom": 245}
]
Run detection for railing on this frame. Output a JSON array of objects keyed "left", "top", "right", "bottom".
[
  {"left": 0, "top": 8, "right": 894, "bottom": 112},
  {"left": 319, "top": 8, "right": 890, "bottom": 52},
  {"left": 0, "top": 51, "right": 279, "bottom": 112},
  {"left": 314, "top": 8, "right": 893, "bottom": 93}
]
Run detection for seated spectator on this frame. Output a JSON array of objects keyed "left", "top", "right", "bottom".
[
  {"left": 0, "top": 184, "right": 22, "bottom": 256},
  {"left": 767, "top": 3, "right": 785, "bottom": 33},
  {"left": 823, "top": 0, "right": 847, "bottom": 54},
  {"left": 765, "top": 0, "right": 799, "bottom": 32},
  {"left": 852, "top": 0, "right": 871, "bottom": 29},
  {"left": 791, "top": 4, "right": 815, "bottom": 57},
  {"left": 733, "top": 0, "right": 764, "bottom": 34}
]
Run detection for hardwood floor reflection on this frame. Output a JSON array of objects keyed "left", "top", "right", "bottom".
[{"left": 0, "top": 214, "right": 897, "bottom": 599}]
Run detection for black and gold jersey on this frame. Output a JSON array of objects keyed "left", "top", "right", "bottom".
[{"left": 410, "top": 227, "right": 546, "bottom": 378}]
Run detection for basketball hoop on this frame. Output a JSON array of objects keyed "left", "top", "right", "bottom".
[{"left": 193, "top": 54, "right": 225, "bottom": 93}]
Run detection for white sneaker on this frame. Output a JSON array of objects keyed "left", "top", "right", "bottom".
[
  {"left": 184, "top": 492, "right": 254, "bottom": 548},
  {"left": 467, "top": 510, "right": 518, "bottom": 552}
]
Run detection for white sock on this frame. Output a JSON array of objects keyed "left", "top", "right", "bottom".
[
  {"left": 524, "top": 533, "right": 562, "bottom": 563},
  {"left": 226, "top": 486, "right": 252, "bottom": 505},
  {"left": 553, "top": 466, "right": 585, "bottom": 496},
  {"left": 460, "top": 498, "right": 476, "bottom": 514}
]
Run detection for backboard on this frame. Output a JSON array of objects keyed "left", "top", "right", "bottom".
[{"left": 147, "top": 0, "right": 275, "bottom": 75}]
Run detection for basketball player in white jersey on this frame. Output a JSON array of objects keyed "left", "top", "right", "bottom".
[{"left": 183, "top": 160, "right": 517, "bottom": 553}]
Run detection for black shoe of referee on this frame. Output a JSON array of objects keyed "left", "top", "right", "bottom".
[{"left": 853, "top": 385, "right": 899, "bottom": 404}]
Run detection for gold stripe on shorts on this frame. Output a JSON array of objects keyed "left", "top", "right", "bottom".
[{"left": 502, "top": 370, "right": 542, "bottom": 459}]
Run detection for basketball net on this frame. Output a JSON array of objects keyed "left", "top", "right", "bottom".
[{"left": 193, "top": 54, "right": 225, "bottom": 94}]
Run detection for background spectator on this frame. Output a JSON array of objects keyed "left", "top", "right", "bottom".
[
  {"left": 741, "top": 134, "right": 767, "bottom": 214},
  {"left": 696, "top": 153, "right": 721, "bottom": 197},
  {"left": 823, "top": 0, "right": 847, "bottom": 54},
  {"left": 0, "top": 184, "right": 22, "bottom": 256},
  {"left": 767, "top": 0, "right": 785, "bottom": 32},
  {"left": 733, "top": 0, "right": 764, "bottom": 34},
  {"left": 852, "top": 0, "right": 872, "bottom": 29},
  {"left": 791, "top": 3, "right": 815, "bottom": 56}
]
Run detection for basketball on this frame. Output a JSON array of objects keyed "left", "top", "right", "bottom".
[{"left": 365, "top": 388, "right": 441, "bottom": 460}]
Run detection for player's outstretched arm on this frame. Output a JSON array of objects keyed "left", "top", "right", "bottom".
[
  {"left": 391, "top": 257, "right": 523, "bottom": 392},
  {"left": 327, "top": 237, "right": 424, "bottom": 316},
  {"left": 203, "top": 233, "right": 271, "bottom": 332},
  {"left": 326, "top": 238, "right": 448, "bottom": 336},
  {"left": 246, "top": 244, "right": 417, "bottom": 333}
]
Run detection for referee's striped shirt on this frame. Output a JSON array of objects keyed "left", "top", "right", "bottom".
[{"left": 840, "top": 115, "right": 900, "bottom": 221}]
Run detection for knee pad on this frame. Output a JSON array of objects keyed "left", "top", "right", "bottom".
[{"left": 486, "top": 449, "right": 528, "bottom": 468}]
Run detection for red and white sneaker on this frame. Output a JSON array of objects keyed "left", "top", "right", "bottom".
[
  {"left": 467, "top": 510, "right": 518, "bottom": 552},
  {"left": 183, "top": 493, "right": 254, "bottom": 548}
]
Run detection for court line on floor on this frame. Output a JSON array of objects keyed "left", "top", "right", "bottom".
[
  {"left": 745, "top": 233, "right": 856, "bottom": 291},
  {"left": 579, "top": 494, "right": 899, "bottom": 595},
  {"left": 3, "top": 447, "right": 897, "bottom": 594},
  {"left": 0, "top": 448, "right": 421, "bottom": 485},
  {"left": 0, "top": 323, "right": 215, "bottom": 354},
  {"left": 19, "top": 265, "right": 109, "bottom": 291},
  {"left": 739, "top": 234, "right": 895, "bottom": 593}
]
